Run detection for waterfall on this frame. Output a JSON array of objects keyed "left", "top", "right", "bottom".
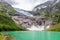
[{"left": 27, "top": 25, "right": 50, "bottom": 31}]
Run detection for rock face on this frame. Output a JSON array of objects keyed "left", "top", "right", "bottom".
[
  {"left": 10, "top": 13, "right": 52, "bottom": 31},
  {"left": 33, "top": 0, "right": 60, "bottom": 14},
  {"left": 1, "top": 0, "right": 53, "bottom": 31}
]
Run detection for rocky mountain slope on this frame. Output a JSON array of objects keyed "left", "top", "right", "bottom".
[
  {"left": 0, "top": 1, "right": 26, "bottom": 31},
  {"left": 0, "top": 0, "right": 60, "bottom": 31},
  {"left": 32, "top": 0, "right": 60, "bottom": 31},
  {"left": 7, "top": 0, "right": 53, "bottom": 31},
  {"left": 33, "top": 0, "right": 60, "bottom": 15}
]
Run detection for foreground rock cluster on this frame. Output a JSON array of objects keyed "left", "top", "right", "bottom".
[{"left": 0, "top": 33, "right": 14, "bottom": 40}]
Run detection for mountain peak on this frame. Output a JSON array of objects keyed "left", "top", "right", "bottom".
[{"left": 33, "top": 0, "right": 57, "bottom": 12}]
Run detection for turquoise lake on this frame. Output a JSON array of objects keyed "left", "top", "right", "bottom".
[{"left": 1, "top": 31, "right": 60, "bottom": 40}]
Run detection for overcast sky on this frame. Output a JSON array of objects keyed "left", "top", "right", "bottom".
[{"left": 12, "top": 0, "right": 48, "bottom": 11}]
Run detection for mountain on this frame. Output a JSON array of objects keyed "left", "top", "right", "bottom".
[
  {"left": 0, "top": 0, "right": 17, "bottom": 5},
  {"left": 33, "top": 0, "right": 59, "bottom": 15},
  {"left": 0, "top": 0, "right": 60, "bottom": 31},
  {"left": 32, "top": 0, "right": 60, "bottom": 31},
  {"left": 14, "top": 8, "right": 34, "bottom": 17},
  {"left": 0, "top": 1, "right": 26, "bottom": 31}
]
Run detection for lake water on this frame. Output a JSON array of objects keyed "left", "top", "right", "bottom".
[{"left": 1, "top": 31, "right": 60, "bottom": 40}]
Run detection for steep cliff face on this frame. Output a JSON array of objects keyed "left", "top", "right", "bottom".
[
  {"left": 33, "top": 0, "right": 60, "bottom": 15},
  {"left": 11, "top": 13, "right": 53, "bottom": 31}
]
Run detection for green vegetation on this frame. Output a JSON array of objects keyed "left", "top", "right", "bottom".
[
  {"left": 36, "top": 2, "right": 60, "bottom": 31},
  {"left": 0, "top": 2, "right": 16, "bottom": 14},
  {"left": 0, "top": 33, "right": 14, "bottom": 40},
  {"left": 45, "top": 2, "right": 60, "bottom": 31},
  {"left": 0, "top": 15, "right": 26, "bottom": 31},
  {"left": 0, "top": 34, "right": 3, "bottom": 40},
  {"left": 47, "top": 24, "right": 60, "bottom": 31},
  {"left": 0, "top": 2, "right": 27, "bottom": 31}
]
